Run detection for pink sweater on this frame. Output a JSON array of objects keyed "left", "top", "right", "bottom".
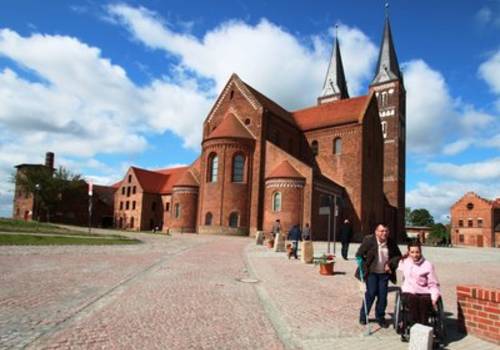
[{"left": 397, "top": 257, "right": 441, "bottom": 302}]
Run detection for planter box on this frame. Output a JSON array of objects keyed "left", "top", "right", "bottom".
[{"left": 319, "top": 261, "right": 334, "bottom": 275}]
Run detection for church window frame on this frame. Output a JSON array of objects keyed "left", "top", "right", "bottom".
[
  {"left": 174, "top": 203, "right": 180, "bottom": 218},
  {"left": 207, "top": 153, "right": 219, "bottom": 183},
  {"left": 380, "top": 91, "right": 389, "bottom": 107},
  {"left": 333, "top": 137, "right": 342, "bottom": 155},
  {"left": 272, "top": 192, "right": 282, "bottom": 212},
  {"left": 311, "top": 140, "right": 318, "bottom": 156},
  {"left": 229, "top": 212, "right": 239, "bottom": 228},
  {"left": 205, "top": 212, "right": 213, "bottom": 225},
  {"left": 381, "top": 121, "right": 388, "bottom": 139},
  {"left": 232, "top": 154, "right": 245, "bottom": 183}
]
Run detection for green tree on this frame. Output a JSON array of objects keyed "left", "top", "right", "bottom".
[
  {"left": 405, "top": 207, "right": 412, "bottom": 226},
  {"left": 12, "top": 166, "right": 83, "bottom": 222},
  {"left": 428, "top": 223, "right": 449, "bottom": 245},
  {"left": 409, "top": 208, "right": 434, "bottom": 227}
]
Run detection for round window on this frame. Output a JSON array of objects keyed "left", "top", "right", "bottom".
[
  {"left": 244, "top": 118, "right": 251, "bottom": 125},
  {"left": 466, "top": 203, "right": 474, "bottom": 210}
]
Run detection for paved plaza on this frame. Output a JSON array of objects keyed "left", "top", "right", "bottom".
[{"left": 0, "top": 230, "right": 499, "bottom": 349}]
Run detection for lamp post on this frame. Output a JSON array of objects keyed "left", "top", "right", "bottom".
[
  {"left": 88, "top": 182, "right": 93, "bottom": 234},
  {"left": 34, "top": 183, "right": 40, "bottom": 232}
]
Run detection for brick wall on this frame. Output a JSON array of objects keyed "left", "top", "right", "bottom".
[{"left": 457, "top": 285, "right": 500, "bottom": 345}]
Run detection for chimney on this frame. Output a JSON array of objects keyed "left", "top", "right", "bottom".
[{"left": 45, "top": 152, "right": 55, "bottom": 169}]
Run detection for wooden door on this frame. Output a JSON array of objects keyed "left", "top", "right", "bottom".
[{"left": 477, "top": 235, "right": 484, "bottom": 247}]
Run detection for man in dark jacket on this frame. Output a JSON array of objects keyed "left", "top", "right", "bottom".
[
  {"left": 340, "top": 219, "right": 353, "bottom": 260},
  {"left": 287, "top": 224, "right": 302, "bottom": 259},
  {"left": 356, "top": 223, "right": 401, "bottom": 327}
]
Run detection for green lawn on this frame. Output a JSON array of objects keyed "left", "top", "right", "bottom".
[
  {"left": 0, "top": 234, "right": 141, "bottom": 245},
  {"left": 0, "top": 218, "right": 122, "bottom": 238}
]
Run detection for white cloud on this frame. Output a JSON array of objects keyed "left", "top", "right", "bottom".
[
  {"left": 442, "top": 139, "right": 475, "bottom": 156},
  {"left": 475, "top": 5, "right": 500, "bottom": 28},
  {"left": 407, "top": 181, "right": 500, "bottom": 222},
  {"left": 426, "top": 157, "right": 500, "bottom": 181},
  {"left": 404, "top": 60, "right": 455, "bottom": 153},
  {"left": 106, "top": 4, "right": 377, "bottom": 109},
  {"left": 479, "top": 49, "right": 500, "bottom": 111}
]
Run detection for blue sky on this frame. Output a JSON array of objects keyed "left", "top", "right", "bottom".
[{"left": 0, "top": 0, "right": 499, "bottom": 221}]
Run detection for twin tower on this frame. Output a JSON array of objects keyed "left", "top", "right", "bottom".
[{"left": 319, "top": 17, "right": 406, "bottom": 236}]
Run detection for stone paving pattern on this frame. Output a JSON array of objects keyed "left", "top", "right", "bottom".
[{"left": 0, "top": 230, "right": 499, "bottom": 349}]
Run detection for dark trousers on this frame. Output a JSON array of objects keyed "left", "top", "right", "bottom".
[
  {"left": 341, "top": 240, "right": 349, "bottom": 259},
  {"left": 402, "top": 293, "right": 432, "bottom": 326},
  {"left": 360, "top": 273, "right": 390, "bottom": 321},
  {"left": 291, "top": 241, "right": 298, "bottom": 259}
]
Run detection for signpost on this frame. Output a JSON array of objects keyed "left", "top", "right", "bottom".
[{"left": 88, "top": 181, "right": 93, "bottom": 234}]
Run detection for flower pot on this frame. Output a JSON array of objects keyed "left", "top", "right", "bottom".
[
  {"left": 266, "top": 239, "right": 274, "bottom": 249},
  {"left": 319, "top": 261, "right": 334, "bottom": 275}
]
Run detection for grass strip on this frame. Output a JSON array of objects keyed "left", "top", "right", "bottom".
[{"left": 0, "top": 234, "right": 142, "bottom": 246}]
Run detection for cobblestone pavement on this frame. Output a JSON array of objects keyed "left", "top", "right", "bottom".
[
  {"left": 245, "top": 241, "right": 500, "bottom": 350},
  {"left": 1, "top": 231, "right": 499, "bottom": 350}
]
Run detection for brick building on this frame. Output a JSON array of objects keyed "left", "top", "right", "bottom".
[
  {"left": 450, "top": 192, "right": 500, "bottom": 248},
  {"left": 12, "top": 152, "right": 115, "bottom": 228},
  {"left": 115, "top": 17, "right": 406, "bottom": 241}
]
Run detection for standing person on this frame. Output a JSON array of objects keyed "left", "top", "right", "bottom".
[
  {"left": 356, "top": 223, "right": 402, "bottom": 327},
  {"left": 302, "top": 223, "right": 311, "bottom": 241},
  {"left": 340, "top": 219, "right": 353, "bottom": 260},
  {"left": 287, "top": 224, "right": 302, "bottom": 259},
  {"left": 271, "top": 219, "right": 281, "bottom": 238}
]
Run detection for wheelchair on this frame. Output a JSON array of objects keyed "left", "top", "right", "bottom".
[{"left": 393, "top": 288, "right": 447, "bottom": 348}]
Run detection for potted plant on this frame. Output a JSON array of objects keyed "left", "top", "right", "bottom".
[
  {"left": 265, "top": 237, "right": 274, "bottom": 249},
  {"left": 315, "top": 254, "right": 335, "bottom": 275}
]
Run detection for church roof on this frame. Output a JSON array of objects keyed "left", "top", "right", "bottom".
[
  {"left": 131, "top": 166, "right": 189, "bottom": 194},
  {"left": 292, "top": 95, "right": 369, "bottom": 131},
  {"left": 206, "top": 114, "right": 254, "bottom": 141},
  {"left": 371, "top": 17, "right": 402, "bottom": 85},
  {"left": 173, "top": 169, "right": 199, "bottom": 188},
  {"left": 320, "top": 35, "right": 349, "bottom": 100},
  {"left": 267, "top": 160, "right": 305, "bottom": 179}
]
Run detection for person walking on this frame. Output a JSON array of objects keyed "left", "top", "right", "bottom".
[
  {"left": 271, "top": 219, "right": 281, "bottom": 238},
  {"left": 340, "top": 219, "right": 352, "bottom": 260},
  {"left": 355, "top": 223, "right": 402, "bottom": 328},
  {"left": 302, "top": 223, "right": 311, "bottom": 240},
  {"left": 287, "top": 224, "right": 302, "bottom": 259}
]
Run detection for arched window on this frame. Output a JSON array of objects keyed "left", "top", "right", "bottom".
[
  {"left": 208, "top": 153, "right": 218, "bottom": 182},
  {"left": 174, "top": 203, "right": 180, "bottom": 218},
  {"left": 229, "top": 212, "right": 239, "bottom": 228},
  {"left": 272, "top": 192, "right": 282, "bottom": 212},
  {"left": 381, "top": 121, "right": 387, "bottom": 139},
  {"left": 381, "top": 91, "right": 388, "bottom": 107},
  {"left": 232, "top": 154, "right": 245, "bottom": 182},
  {"left": 205, "top": 212, "right": 213, "bottom": 225},
  {"left": 311, "top": 140, "right": 318, "bottom": 156},
  {"left": 333, "top": 137, "right": 342, "bottom": 155}
]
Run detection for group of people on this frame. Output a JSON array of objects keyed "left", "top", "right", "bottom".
[
  {"left": 272, "top": 219, "right": 441, "bottom": 335},
  {"left": 356, "top": 223, "right": 441, "bottom": 335}
]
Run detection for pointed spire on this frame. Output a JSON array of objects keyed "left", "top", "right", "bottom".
[
  {"left": 318, "top": 25, "right": 349, "bottom": 104},
  {"left": 371, "top": 14, "right": 403, "bottom": 86}
]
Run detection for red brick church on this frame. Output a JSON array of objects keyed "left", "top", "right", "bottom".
[{"left": 113, "top": 17, "right": 406, "bottom": 241}]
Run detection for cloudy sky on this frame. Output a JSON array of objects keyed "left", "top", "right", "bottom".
[{"left": 0, "top": 0, "right": 499, "bottom": 222}]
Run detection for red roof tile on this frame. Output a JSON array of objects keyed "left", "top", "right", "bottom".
[
  {"left": 207, "top": 114, "right": 254, "bottom": 140},
  {"left": 267, "top": 160, "right": 304, "bottom": 179},
  {"left": 243, "top": 83, "right": 295, "bottom": 124},
  {"left": 292, "top": 95, "right": 369, "bottom": 131},
  {"left": 173, "top": 170, "right": 199, "bottom": 187},
  {"left": 132, "top": 166, "right": 189, "bottom": 194}
]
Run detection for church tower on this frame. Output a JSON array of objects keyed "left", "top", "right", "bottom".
[
  {"left": 318, "top": 26, "right": 349, "bottom": 104},
  {"left": 369, "top": 14, "right": 406, "bottom": 240}
]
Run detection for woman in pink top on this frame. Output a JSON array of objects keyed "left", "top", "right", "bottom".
[{"left": 398, "top": 240, "right": 441, "bottom": 326}]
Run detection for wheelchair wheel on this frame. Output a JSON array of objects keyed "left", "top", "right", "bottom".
[
  {"left": 431, "top": 298, "right": 447, "bottom": 347},
  {"left": 393, "top": 290, "right": 402, "bottom": 332}
]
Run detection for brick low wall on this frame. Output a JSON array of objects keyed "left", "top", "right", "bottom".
[{"left": 457, "top": 285, "right": 500, "bottom": 345}]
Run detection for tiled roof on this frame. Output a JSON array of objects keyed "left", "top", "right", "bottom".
[
  {"left": 173, "top": 169, "right": 199, "bottom": 188},
  {"left": 207, "top": 114, "right": 254, "bottom": 140},
  {"left": 132, "top": 166, "right": 189, "bottom": 194},
  {"left": 267, "top": 160, "right": 304, "bottom": 179},
  {"left": 292, "top": 95, "right": 368, "bottom": 131}
]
